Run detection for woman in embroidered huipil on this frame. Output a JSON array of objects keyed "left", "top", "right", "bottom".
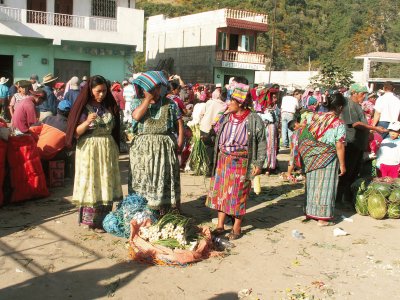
[
  {"left": 129, "top": 71, "right": 184, "bottom": 215},
  {"left": 206, "top": 83, "right": 266, "bottom": 240},
  {"left": 298, "top": 93, "right": 346, "bottom": 226},
  {"left": 66, "top": 75, "right": 122, "bottom": 229}
]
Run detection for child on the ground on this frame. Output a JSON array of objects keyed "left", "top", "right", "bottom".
[
  {"left": 286, "top": 118, "right": 302, "bottom": 182},
  {"left": 376, "top": 121, "right": 400, "bottom": 178}
]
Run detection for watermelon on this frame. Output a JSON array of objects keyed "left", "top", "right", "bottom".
[
  {"left": 387, "top": 203, "right": 400, "bottom": 219},
  {"left": 355, "top": 194, "right": 369, "bottom": 216},
  {"left": 368, "top": 182, "right": 391, "bottom": 198},
  {"left": 367, "top": 193, "right": 387, "bottom": 219},
  {"left": 388, "top": 188, "right": 400, "bottom": 204}
]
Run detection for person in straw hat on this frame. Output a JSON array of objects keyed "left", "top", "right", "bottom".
[
  {"left": 38, "top": 73, "right": 58, "bottom": 121},
  {"left": 0, "top": 77, "right": 10, "bottom": 119}
]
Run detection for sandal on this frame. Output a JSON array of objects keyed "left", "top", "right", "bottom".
[
  {"left": 212, "top": 228, "right": 225, "bottom": 235},
  {"left": 227, "top": 231, "right": 242, "bottom": 240}
]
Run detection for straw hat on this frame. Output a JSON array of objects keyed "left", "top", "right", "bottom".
[
  {"left": 0, "top": 77, "right": 9, "bottom": 84},
  {"left": 42, "top": 73, "right": 58, "bottom": 84}
]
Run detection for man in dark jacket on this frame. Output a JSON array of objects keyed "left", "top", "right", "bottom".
[{"left": 38, "top": 73, "right": 58, "bottom": 120}]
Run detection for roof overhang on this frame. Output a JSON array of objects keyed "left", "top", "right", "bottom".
[
  {"left": 226, "top": 18, "right": 268, "bottom": 32},
  {"left": 355, "top": 52, "right": 400, "bottom": 63}
]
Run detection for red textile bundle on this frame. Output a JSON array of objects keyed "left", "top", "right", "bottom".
[
  {"left": 7, "top": 135, "right": 49, "bottom": 203},
  {"left": 0, "top": 140, "right": 7, "bottom": 206}
]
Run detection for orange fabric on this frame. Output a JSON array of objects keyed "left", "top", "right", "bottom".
[
  {"left": 7, "top": 135, "right": 49, "bottom": 203},
  {"left": 129, "top": 220, "right": 219, "bottom": 266},
  {"left": 31, "top": 124, "right": 66, "bottom": 160}
]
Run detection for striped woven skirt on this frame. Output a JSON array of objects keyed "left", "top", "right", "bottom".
[
  {"left": 306, "top": 157, "right": 339, "bottom": 220},
  {"left": 206, "top": 151, "right": 251, "bottom": 216}
]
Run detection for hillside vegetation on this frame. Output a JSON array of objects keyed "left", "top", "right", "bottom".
[{"left": 137, "top": 0, "right": 400, "bottom": 76}]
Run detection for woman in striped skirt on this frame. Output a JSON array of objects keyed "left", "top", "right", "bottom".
[
  {"left": 206, "top": 83, "right": 266, "bottom": 240},
  {"left": 298, "top": 93, "right": 346, "bottom": 226}
]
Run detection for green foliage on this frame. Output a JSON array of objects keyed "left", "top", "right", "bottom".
[
  {"left": 310, "top": 61, "right": 353, "bottom": 88},
  {"left": 136, "top": 0, "right": 400, "bottom": 71}
]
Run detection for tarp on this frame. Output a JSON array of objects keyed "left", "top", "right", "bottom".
[{"left": 7, "top": 135, "right": 49, "bottom": 203}]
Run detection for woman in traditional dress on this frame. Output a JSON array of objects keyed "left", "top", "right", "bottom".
[
  {"left": 206, "top": 83, "right": 266, "bottom": 240},
  {"left": 298, "top": 93, "right": 346, "bottom": 226},
  {"left": 66, "top": 75, "right": 122, "bottom": 229},
  {"left": 259, "top": 92, "right": 280, "bottom": 175},
  {"left": 129, "top": 71, "right": 184, "bottom": 215}
]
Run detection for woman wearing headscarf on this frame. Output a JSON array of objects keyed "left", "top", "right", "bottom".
[
  {"left": 206, "top": 83, "right": 266, "bottom": 240},
  {"left": 258, "top": 88, "right": 280, "bottom": 175},
  {"left": 66, "top": 75, "right": 122, "bottom": 229},
  {"left": 129, "top": 71, "right": 184, "bottom": 215},
  {"left": 298, "top": 93, "right": 346, "bottom": 226}
]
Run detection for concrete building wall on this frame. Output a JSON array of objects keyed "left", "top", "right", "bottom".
[
  {"left": 255, "top": 71, "right": 364, "bottom": 88},
  {"left": 147, "top": 11, "right": 228, "bottom": 83}
]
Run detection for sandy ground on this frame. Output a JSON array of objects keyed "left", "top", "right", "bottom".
[{"left": 0, "top": 151, "right": 399, "bottom": 300}]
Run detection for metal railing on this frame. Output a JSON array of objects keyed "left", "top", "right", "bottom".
[
  {"left": 224, "top": 9, "right": 268, "bottom": 24},
  {"left": 0, "top": 6, "right": 117, "bottom": 32},
  {"left": 0, "top": 6, "right": 21, "bottom": 21},
  {"left": 26, "top": 10, "right": 85, "bottom": 27},
  {"left": 216, "top": 50, "right": 266, "bottom": 64}
]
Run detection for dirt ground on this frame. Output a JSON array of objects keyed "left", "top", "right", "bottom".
[{"left": 0, "top": 151, "right": 399, "bottom": 300}]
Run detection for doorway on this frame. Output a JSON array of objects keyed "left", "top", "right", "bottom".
[
  {"left": 27, "top": 0, "right": 47, "bottom": 24},
  {"left": 55, "top": 0, "right": 73, "bottom": 26},
  {"left": 54, "top": 59, "right": 90, "bottom": 83},
  {"left": 0, "top": 55, "right": 13, "bottom": 86},
  {"left": 229, "top": 34, "right": 239, "bottom": 51}
]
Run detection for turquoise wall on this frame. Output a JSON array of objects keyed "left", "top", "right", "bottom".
[{"left": 0, "top": 36, "right": 133, "bottom": 83}]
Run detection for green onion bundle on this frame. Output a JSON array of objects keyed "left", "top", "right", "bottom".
[{"left": 187, "top": 124, "right": 209, "bottom": 176}]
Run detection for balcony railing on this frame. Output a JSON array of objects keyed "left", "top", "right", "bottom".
[
  {"left": 216, "top": 50, "right": 266, "bottom": 64},
  {"left": 224, "top": 9, "right": 267, "bottom": 24},
  {"left": 0, "top": 6, "right": 21, "bottom": 21},
  {"left": 0, "top": 6, "right": 117, "bottom": 32}
]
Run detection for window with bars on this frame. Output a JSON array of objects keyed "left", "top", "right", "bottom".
[{"left": 91, "top": 0, "right": 116, "bottom": 18}]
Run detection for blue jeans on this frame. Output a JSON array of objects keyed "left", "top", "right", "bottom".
[
  {"left": 281, "top": 112, "right": 294, "bottom": 147},
  {"left": 377, "top": 121, "right": 390, "bottom": 139}
]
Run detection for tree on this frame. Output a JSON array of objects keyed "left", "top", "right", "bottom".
[{"left": 310, "top": 61, "right": 353, "bottom": 89}]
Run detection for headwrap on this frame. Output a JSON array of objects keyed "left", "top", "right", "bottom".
[
  {"left": 111, "top": 82, "right": 121, "bottom": 92},
  {"left": 132, "top": 71, "right": 168, "bottom": 92},
  {"left": 350, "top": 83, "right": 368, "bottom": 93},
  {"left": 231, "top": 83, "right": 250, "bottom": 103},
  {"left": 65, "top": 75, "right": 120, "bottom": 149}
]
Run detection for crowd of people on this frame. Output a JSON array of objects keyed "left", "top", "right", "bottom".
[{"left": 0, "top": 70, "right": 399, "bottom": 238}]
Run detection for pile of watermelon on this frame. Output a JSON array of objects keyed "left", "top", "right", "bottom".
[{"left": 353, "top": 177, "right": 400, "bottom": 219}]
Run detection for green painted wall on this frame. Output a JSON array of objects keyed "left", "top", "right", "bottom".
[
  {"left": 0, "top": 36, "right": 134, "bottom": 83},
  {"left": 213, "top": 67, "right": 255, "bottom": 86}
]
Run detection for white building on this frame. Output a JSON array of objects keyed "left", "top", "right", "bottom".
[
  {"left": 146, "top": 9, "right": 268, "bottom": 85},
  {"left": 0, "top": 0, "right": 144, "bottom": 83}
]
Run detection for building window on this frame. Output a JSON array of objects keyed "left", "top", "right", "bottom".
[
  {"left": 92, "top": 0, "right": 116, "bottom": 18},
  {"left": 217, "top": 32, "right": 228, "bottom": 50},
  {"left": 240, "top": 35, "right": 255, "bottom": 52}
]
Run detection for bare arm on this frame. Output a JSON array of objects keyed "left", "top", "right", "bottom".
[
  {"left": 75, "top": 112, "right": 97, "bottom": 137},
  {"left": 177, "top": 118, "right": 184, "bottom": 151},
  {"left": 372, "top": 111, "right": 380, "bottom": 126},
  {"left": 131, "top": 91, "right": 153, "bottom": 122},
  {"left": 353, "top": 121, "right": 387, "bottom": 134},
  {"left": 336, "top": 141, "right": 346, "bottom": 176}
]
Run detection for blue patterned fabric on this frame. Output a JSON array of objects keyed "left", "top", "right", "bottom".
[{"left": 103, "top": 194, "right": 157, "bottom": 238}]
